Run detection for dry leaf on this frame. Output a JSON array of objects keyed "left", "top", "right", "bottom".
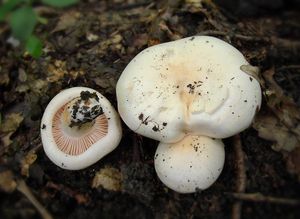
[
  {"left": 263, "top": 68, "right": 300, "bottom": 135},
  {"left": 46, "top": 60, "right": 83, "bottom": 82},
  {"left": 31, "top": 79, "right": 48, "bottom": 93},
  {"left": 92, "top": 167, "right": 122, "bottom": 191},
  {"left": 0, "top": 171, "right": 17, "bottom": 193},
  {"left": 184, "top": 0, "right": 204, "bottom": 12},
  {"left": 253, "top": 67, "right": 300, "bottom": 181},
  {"left": 1, "top": 132, "right": 13, "bottom": 147},
  {"left": 253, "top": 113, "right": 299, "bottom": 151},
  {"left": 47, "top": 60, "right": 67, "bottom": 82},
  {"left": 86, "top": 32, "right": 99, "bottom": 42},
  {"left": 52, "top": 11, "right": 81, "bottom": 33},
  {"left": 92, "top": 33, "right": 124, "bottom": 55},
  {"left": 21, "top": 152, "right": 38, "bottom": 177},
  {"left": 254, "top": 68, "right": 300, "bottom": 149},
  {"left": 0, "top": 113, "right": 24, "bottom": 133},
  {"left": 0, "top": 113, "right": 23, "bottom": 147},
  {"left": 0, "top": 71, "right": 10, "bottom": 86},
  {"left": 18, "top": 68, "right": 27, "bottom": 82}
]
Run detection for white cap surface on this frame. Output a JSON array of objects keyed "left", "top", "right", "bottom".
[
  {"left": 116, "top": 36, "right": 261, "bottom": 142},
  {"left": 154, "top": 135, "right": 225, "bottom": 193},
  {"left": 40, "top": 87, "right": 122, "bottom": 170}
]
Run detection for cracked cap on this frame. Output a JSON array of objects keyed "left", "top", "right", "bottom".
[{"left": 116, "top": 36, "right": 261, "bottom": 143}]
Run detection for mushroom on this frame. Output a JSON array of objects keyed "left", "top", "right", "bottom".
[
  {"left": 116, "top": 36, "right": 261, "bottom": 143},
  {"left": 154, "top": 135, "right": 225, "bottom": 193},
  {"left": 40, "top": 87, "right": 122, "bottom": 170},
  {"left": 116, "top": 36, "right": 262, "bottom": 193}
]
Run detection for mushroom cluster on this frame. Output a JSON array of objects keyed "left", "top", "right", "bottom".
[
  {"left": 116, "top": 36, "right": 261, "bottom": 193},
  {"left": 41, "top": 87, "right": 122, "bottom": 170}
]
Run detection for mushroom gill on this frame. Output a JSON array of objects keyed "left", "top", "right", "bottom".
[{"left": 52, "top": 105, "right": 108, "bottom": 156}]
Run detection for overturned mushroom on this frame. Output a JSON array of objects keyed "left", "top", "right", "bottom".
[
  {"left": 154, "top": 135, "right": 225, "bottom": 193},
  {"left": 40, "top": 87, "right": 122, "bottom": 170},
  {"left": 116, "top": 36, "right": 261, "bottom": 142}
]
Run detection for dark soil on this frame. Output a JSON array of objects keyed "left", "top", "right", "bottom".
[{"left": 0, "top": 0, "right": 300, "bottom": 219}]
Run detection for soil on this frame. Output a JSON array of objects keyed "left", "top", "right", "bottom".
[{"left": 0, "top": 0, "right": 300, "bottom": 219}]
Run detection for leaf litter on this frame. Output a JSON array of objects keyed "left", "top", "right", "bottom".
[{"left": 0, "top": 0, "right": 300, "bottom": 218}]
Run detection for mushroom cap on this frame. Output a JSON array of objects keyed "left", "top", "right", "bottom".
[
  {"left": 40, "top": 87, "right": 122, "bottom": 170},
  {"left": 154, "top": 135, "right": 225, "bottom": 193},
  {"left": 116, "top": 36, "right": 261, "bottom": 143}
]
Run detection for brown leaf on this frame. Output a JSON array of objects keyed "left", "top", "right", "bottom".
[
  {"left": 21, "top": 152, "right": 38, "bottom": 177},
  {"left": 263, "top": 68, "right": 300, "bottom": 134},
  {"left": 90, "top": 33, "right": 124, "bottom": 55},
  {"left": 0, "top": 113, "right": 23, "bottom": 148},
  {"left": 0, "top": 171, "right": 17, "bottom": 193},
  {"left": 52, "top": 11, "right": 81, "bottom": 33},
  {"left": 1, "top": 132, "right": 13, "bottom": 148},
  {"left": 253, "top": 113, "right": 299, "bottom": 151},
  {"left": 0, "top": 70, "right": 10, "bottom": 85},
  {"left": 0, "top": 113, "right": 24, "bottom": 133},
  {"left": 184, "top": 0, "right": 204, "bottom": 13},
  {"left": 253, "top": 67, "right": 300, "bottom": 181},
  {"left": 92, "top": 167, "right": 122, "bottom": 191},
  {"left": 46, "top": 60, "right": 67, "bottom": 82},
  {"left": 254, "top": 68, "right": 300, "bottom": 142}
]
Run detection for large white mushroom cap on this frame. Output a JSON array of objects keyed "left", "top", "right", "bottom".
[
  {"left": 154, "top": 135, "right": 225, "bottom": 193},
  {"left": 40, "top": 87, "right": 122, "bottom": 170},
  {"left": 116, "top": 36, "right": 261, "bottom": 143}
]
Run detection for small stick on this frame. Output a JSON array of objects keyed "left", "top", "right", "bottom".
[
  {"left": 229, "top": 192, "right": 300, "bottom": 206},
  {"left": 197, "top": 30, "right": 269, "bottom": 42},
  {"left": 277, "top": 65, "right": 300, "bottom": 71},
  {"left": 17, "top": 180, "right": 53, "bottom": 219},
  {"left": 197, "top": 30, "right": 300, "bottom": 49},
  {"left": 232, "top": 135, "right": 247, "bottom": 219}
]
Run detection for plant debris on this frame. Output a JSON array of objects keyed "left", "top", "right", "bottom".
[{"left": 92, "top": 166, "right": 122, "bottom": 191}]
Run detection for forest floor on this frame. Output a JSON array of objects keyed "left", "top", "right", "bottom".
[{"left": 0, "top": 0, "right": 300, "bottom": 218}]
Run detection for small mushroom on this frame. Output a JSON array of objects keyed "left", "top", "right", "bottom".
[
  {"left": 40, "top": 87, "right": 122, "bottom": 170},
  {"left": 154, "top": 135, "right": 225, "bottom": 193},
  {"left": 116, "top": 36, "right": 261, "bottom": 142}
]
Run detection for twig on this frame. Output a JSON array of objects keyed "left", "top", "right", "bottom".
[
  {"left": 110, "top": 1, "right": 154, "bottom": 11},
  {"left": 197, "top": 30, "right": 269, "bottom": 42},
  {"left": 277, "top": 65, "right": 300, "bottom": 71},
  {"left": 17, "top": 180, "right": 53, "bottom": 219},
  {"left": 229, "top": 192, "right": 300, "bottom": 206},
  {"left": 197, "top": 30, "right": 300, "bottom": 50},
  {"left": 232, "top": 135, "right": 247, "bottom": 219}
]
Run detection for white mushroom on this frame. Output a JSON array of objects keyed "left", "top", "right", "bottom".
[
  {"left": 154, "top": 135, "right": 225, "bottom": 193},
  {"left": 40, "top": 87, "right": 122, "bottom": 170},
  {"left": 116, "top": 36, "right": 261, "bottom": 143}
]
